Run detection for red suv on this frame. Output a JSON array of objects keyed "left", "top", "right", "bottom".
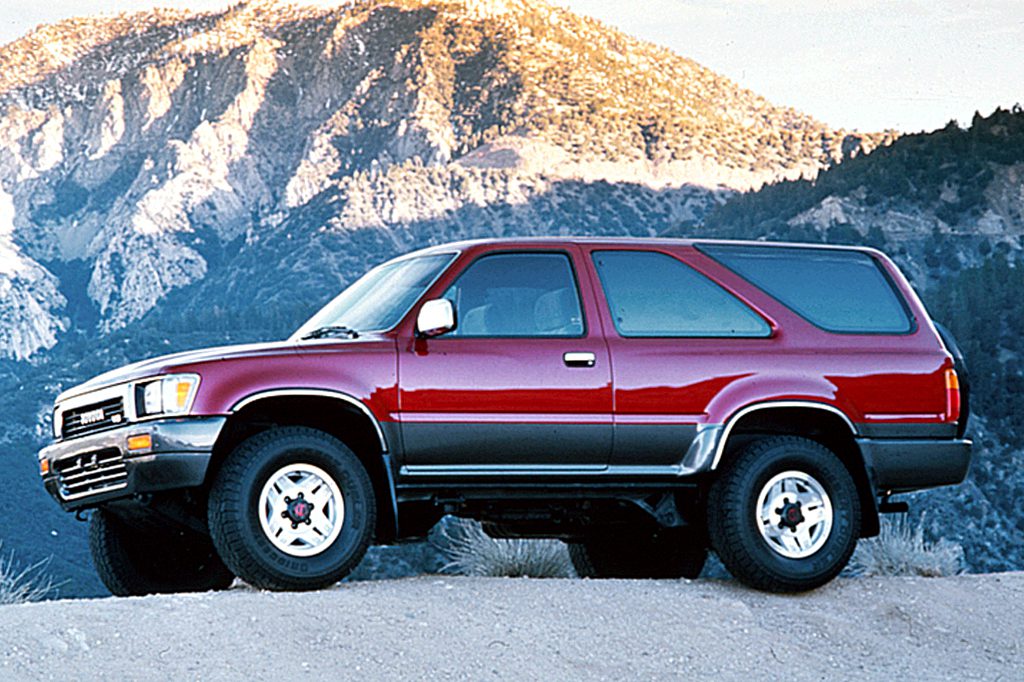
[{"left": 40, "top": 238, "right": 971, "bottom": 594}]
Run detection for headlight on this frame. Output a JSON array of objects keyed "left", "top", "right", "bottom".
[{"left": 135, "top": 374, "right": 200, "bottom": 417}]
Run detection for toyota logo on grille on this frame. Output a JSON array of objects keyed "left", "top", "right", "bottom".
[{"left": 78, "top": 408, "right": 106, "bottom": 425}]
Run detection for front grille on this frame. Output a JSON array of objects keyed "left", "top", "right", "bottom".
[
  {"left": 53, "top": 448, "right": 128, "bottom": 501},
  {"left": 61, "top": 397, "right": 126, "bottom": 439}
]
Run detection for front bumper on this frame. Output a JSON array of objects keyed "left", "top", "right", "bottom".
[
  {"left": 858, "top": 437, "right": 972, "bottom": 493},
  {"left": 39, "top": 417, "right": 226, "bottom": 511}
]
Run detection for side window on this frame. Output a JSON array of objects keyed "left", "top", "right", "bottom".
[
  {"left": 592, "top": 250, "right": 771, "bottom": 338},
  {"left": 443, "top": 253, "right": 585, "bottom": 337},
  {"left": 699, "top": 245, "right": 913, "bottom": 334}
]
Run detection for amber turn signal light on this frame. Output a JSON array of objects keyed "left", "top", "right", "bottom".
[
  {"left": 944, "top": 368, "right": 961, "bottom": 423},
  {"left": 39, "top": 459, "right": 50, "bottom": 476},
  {"left": 127, "top": 433, "right": 153, "bottom": 451}
]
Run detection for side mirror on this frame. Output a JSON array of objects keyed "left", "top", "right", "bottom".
[{"left": 416, "top": 299, "right": 455, "bottom": 338}]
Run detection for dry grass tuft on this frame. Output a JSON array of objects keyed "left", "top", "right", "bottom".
[
  {"left": 433, "top": 518, "right": 575, "bottom": 578},
  {"left": 0, "top": 543, "right": 61, "bottom": 605},
  {"left": 850, "top": 515, "right": 964, "bottom": 578}
]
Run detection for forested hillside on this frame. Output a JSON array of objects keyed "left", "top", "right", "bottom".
[{"left": 680, "top": 108, "right": 1024, "bottom": 570}]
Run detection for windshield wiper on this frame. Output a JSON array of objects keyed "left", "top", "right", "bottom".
[{"left": 300, "top": 325, "right": 360, "bottom": 340}]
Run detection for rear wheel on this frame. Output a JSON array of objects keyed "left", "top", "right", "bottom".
[
  {"left": 569, "top": 528, "right": 707, "bottom": 579},
  {"left": 707, "top": 436, "right": 860, "bottom": 592},
  {"left": 89, "top": 509, "right": 234, "bottom": 596},
  {"left": 208, "top": 427, "right": 376, "bottom": 591}
]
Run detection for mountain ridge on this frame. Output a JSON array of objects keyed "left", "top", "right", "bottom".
[{"left": 0, "top": 0, "right": 892, "bottom": 358}]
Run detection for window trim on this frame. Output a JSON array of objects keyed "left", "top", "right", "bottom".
[
  {"left": 696, "top": 244, "right": 918, "bottom": 336},
  {"left": 437, "top": 249, "right": 589, "bottom": 340},
  {"left": 590, "top": 249, "right": 774, "bottom": 340}
]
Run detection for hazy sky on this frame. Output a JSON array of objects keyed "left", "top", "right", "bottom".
[{"left": 1, "top": 0, "right": 1020, "bottom": 133}]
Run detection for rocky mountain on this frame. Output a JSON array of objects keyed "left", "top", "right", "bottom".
[
  {"left": 0, "top": 0, "right": 889, "bottom": 360},
  {"left": 0, "top": 0, "right": 1017, "bottom": 596}
]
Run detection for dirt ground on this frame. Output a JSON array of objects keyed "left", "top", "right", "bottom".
[{"left": 1, "top": 573, "right": 1021, "bottom": 680}]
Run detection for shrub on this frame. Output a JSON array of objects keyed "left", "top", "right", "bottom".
[
  {"left": 0, "top": 543, "right": 61, "bottom": 605},
  {"left": 850, "top": 515, "right": 964, "bottom": 578},
  {"left": 432, "top": 517, "right": 575, "bottom": 578}
]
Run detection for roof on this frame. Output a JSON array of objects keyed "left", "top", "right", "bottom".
[{"left": 402, "top": 236, "right": 881, "bottom": 258}]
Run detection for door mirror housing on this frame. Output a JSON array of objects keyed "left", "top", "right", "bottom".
[{"left": 416, "top": 299, "right": 456, "bottom": 337}]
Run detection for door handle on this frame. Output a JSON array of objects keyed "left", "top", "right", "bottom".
[{"left": 563, "top": 351, "right": 596, "bottom": 368}]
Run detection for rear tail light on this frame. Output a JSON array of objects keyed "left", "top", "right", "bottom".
[{"left": 944, "top": 368, "right": 961, "bottom": 423}]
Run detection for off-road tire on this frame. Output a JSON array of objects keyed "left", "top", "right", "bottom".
[
  {"left": 208, "top": 427, "right": 376, "bottom": 591},
  {"left": 707, "top": 436, "right": 860, "bottom": 593},
  {"left": 89, "top": 509, "right": 234, "bottom": 596},
  {"left": 569, "top": 528, "right": 707, "bottom": 579}
]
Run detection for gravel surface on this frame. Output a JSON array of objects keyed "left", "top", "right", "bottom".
[{"left": 1, "top": 573, "right": 1021, "bottom": 680}]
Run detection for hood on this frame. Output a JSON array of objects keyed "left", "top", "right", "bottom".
[{"left": 57, "top": 340, "right": 301, "bottom": 402}]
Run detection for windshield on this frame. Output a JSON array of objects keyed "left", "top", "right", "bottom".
[{"left": 291, "top": 253, "right": 456, "bottom": 339}]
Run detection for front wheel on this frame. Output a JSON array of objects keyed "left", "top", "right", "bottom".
[
  {"left": 208, "top": 427, "right": 376, "bottom": 591},
  {"left": 707, "top": 436, "right": 860, "bottom": 593}
]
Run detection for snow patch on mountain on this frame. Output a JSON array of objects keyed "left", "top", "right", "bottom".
[
  {"left": 0, "top": 189, "right": 67, "bottom": 360},
  {"left": 87, "top": 80, "right": 126, "bottom": 160}
]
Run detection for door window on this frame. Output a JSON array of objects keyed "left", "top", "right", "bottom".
[{"left": 444, "top": 253, "right": 585, "bottom": 337}]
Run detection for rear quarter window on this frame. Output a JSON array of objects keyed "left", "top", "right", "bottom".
[
  {"left": 699, "top": 245, "right": 914, "bottom": 334},
  {"left": 592, "top": 250, "right": 771, "bottom": 337}
]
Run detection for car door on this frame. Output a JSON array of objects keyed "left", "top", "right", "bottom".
[{"left": 397, "top": 248, "right": 613, "bottom": 472}]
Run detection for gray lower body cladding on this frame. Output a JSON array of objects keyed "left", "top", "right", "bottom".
[
  {"left": 398, "top": 421, "right": 712, "bottom": 471},
  {"left": 397, "top": 420, "right": 970, "bottom": 496},
  {"left": 36, "top": 414, "right": 970, "bottom": 512},
  {"left": 858, "top": 438, "right": 972, "bottom": 492}
]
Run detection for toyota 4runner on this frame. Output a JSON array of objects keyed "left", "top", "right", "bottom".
[{"left": 40, "top": 238, "right": 972, "bottom": 594}]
